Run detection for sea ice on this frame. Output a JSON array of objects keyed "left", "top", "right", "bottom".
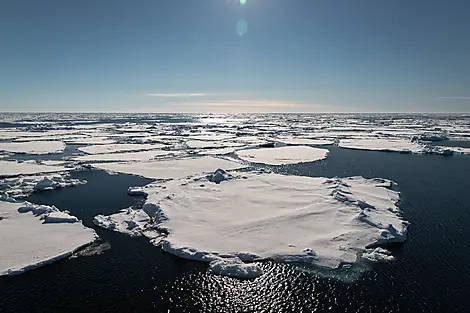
[
  {"left": 0, "top": 160, "right": 69, "bottom": 178},
  {"left": 78, "top": 143, "right": 165, "bottom": 155},
  {"left": 92, "top": 157, "right": 247, "bottom": 180},
  {"left": 73, "top": 150, "right": 180, "bottom": 162},
  {"left": 0, "top": 141, "right": 66, "bottom": 154},
  {"left": 94, "top": 171, "right": 408, "bottom": 276},
  {"left": 0, "top": 201, "right": 97, "bottom": 276},
  {"left": 338, "top": 138, "right": 423, "bottom": 153},
  {"left": 236, "top": 146, "right": 329, "bottom": 165},
  {"left": 275, "top": 138, "right": 335, "bottom": 146}
]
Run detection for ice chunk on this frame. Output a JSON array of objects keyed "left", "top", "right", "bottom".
[
  {"left": 208, "top": 258, "right": 264, "bottom": 279},
  {"left": 93, "top": 208, "right": 151, "bottom": 236},
  {"left": 44, "top": 211, "right": 79, "bottom": 223},
  {"left": 0, "top": 201, "right": 97, "bottom": 276},
  {"left": 236, "top": 146, "right": 329, "bottom": 165},
  {"left": 0, "top": 141, "right": 65, "bottom": 154},
  {"left": 418, "top": 133, "right": 448, "bottom": 142}
]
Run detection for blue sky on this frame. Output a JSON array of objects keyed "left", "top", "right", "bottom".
[{"left": 1, "top": 0, "right": 470, "bottom": 113}]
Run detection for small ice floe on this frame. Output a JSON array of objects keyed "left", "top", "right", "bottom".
[
  {"left": 0, "top": 141, "right": 66, "bottom": 155},
  {"left": 0, "top": 201, "right": 97, "bottom": 276},
  {"left": 338, "top": 138, "right": 423, "bottom": 154},
  {"left": 236, "top": 146, "right": 329, "bottom": 165}
]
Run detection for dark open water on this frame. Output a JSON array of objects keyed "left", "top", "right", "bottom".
[{"left": 1, "top": 146, "right": 470, "bottom": 313}]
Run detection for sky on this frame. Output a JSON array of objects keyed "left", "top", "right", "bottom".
[{"left": 1, "top": 0, "right": 470, "bottom": 113}]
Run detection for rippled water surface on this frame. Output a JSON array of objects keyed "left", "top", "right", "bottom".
[{"left": 1, "top": 147, "right": 470, "bottom": 313}]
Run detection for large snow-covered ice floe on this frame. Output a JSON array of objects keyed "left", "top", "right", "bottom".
[
  {"left": 0, "top": 201, "right": 98, "bottom": 276},
  {"left": 0, "top": 160, "right": 70, "bottom": 178},
  {"left": 92, "top": 156, "right": 247, "bottom": 180},
  {"left": 236, "top": 146, "right": 329, "bottom": 165},
  {"left": 94, "top": 171, "right": 408, "bottom": 279},
  {"left": 0, "top": 141, "right": 66, "bottom": 155},
  {"left": 78, "top": 143, "right": 165, "bottom": 155},
  {"left": 72, "top": 150, "right": 180, "bottom": 162},
  {"left": 338, "top": 138, "right": 423, "bottom": 154}
]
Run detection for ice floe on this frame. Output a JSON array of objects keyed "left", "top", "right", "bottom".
[
  {"left": 78, "top": 143, "right": 165, "bottom": 155},
  {"left": 0, "top": 160, "right": 69, "bottom": 178},
  {"left": 338, "top": 138, "right": 423, "bottom": 153},
  {"left": 92, "top": 157, "right": 247, "bottom": 180},
  {"left": 236, "top": 146, "right": 329, "bottom": 165},
  {"left": 275, "top": 138, "right": 335, "bottom": 146},
  {"left": 94, "top": 171, "right": 408, "bottom": 277},
  {"left": 0, "top": 201, "right": 97, "bottom": 276},
  {"left": 73, "top": 150, "right": 180, "bottom": 162},
  {"left": 0, "top": 141, "right": 66, "bottom": 154}
]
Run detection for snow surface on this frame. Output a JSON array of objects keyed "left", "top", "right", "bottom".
[
  {"left": 276, "top": 138, "right": 335, "bottom": 146},
  {"left": 94, "top": 171, "right": 408, "bottom": 277},
  {"left": 236, "top": 146, "right": 329, "bottom": 165},
  {"left": 0, "top": 141, "right": 66, "bottom": 154},
  {"left": 0, "top": 201, "right": 97, "bottom": 276},
  {"left": 338, "top": 138, "right": 423, "bottom": 153},
  {"left": 73, "top": 150, "right": 180, "bottom": 162},
  {"left": 78, "top": 143, "right": 165, "bottom": 155},
  {"left": 0, "top": 161, "right": 69, "bottom": 178},
  {"left": 92, "top": 157, "right": 247, "bottom": 180}
]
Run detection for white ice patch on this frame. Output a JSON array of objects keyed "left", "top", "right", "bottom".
[
  {"left": 338, "top": 138, "right": 423, "bottom": 153},
  {"left": 0, "top": 160, "right": 69, "bottom": 178},
  {"left": 0, "top": 201, "right": 97, "bottom": 276},
  {"left": 78, "top": 143, "right": 165, "bottom": 155},
  {"left": 0, "top": 141, "right": 65, "bottom": 154},
  {"left": 73, "top": 150, "right": 180, "bottom": 162},
  {"left": 236, "top": 146, "right": 329, "bottom": 165},
  {"left": 92, "top": 157, "right": 247, "bottom": 180}
]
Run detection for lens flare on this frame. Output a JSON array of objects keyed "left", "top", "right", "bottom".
[
  {"left": 240, "top": 0, "right": 247, "bottom": 5},
  {"left": 236, "top": 19, "right": 248, "bottom": 36}
]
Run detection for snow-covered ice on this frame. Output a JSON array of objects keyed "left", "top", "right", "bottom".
[
  {"left": 92, "top": 157, "right": 247, "bottom": 180},
  {"left": 236, "top": 146, "right": 329, "bottom": 165},
  {"left": 0, "top": 173, "right": 85, "bottom": 200},
  {"left": 73, "top": 150, "right": 180, "bottom": 162},
  {"left": 94, "top": 171, "right": 408, "bottom": 277},
  {"left": 276, "top": 138, "right": 335, "bottom": 146},
  {"left": 0, "top": 201, "right": 97, "bottom": 276},
  {"left": 78, "top": 143, "right": 165, "bottom": 155},
  {"left": 0, "top": 141, "right": 66, "bottom": 154},
  {"left": 339, "top": 138, "right": 423, "bottom": 153},
  {"left": 93, "top": 208, "right": 151, "bottom": 237},
  {"left": 0, "top": 161, "right": 69, "bottom": 178}
]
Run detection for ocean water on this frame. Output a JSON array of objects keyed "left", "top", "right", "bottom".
[{"left": 1, "top": 147, "right": 470, "bottom": 312}]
